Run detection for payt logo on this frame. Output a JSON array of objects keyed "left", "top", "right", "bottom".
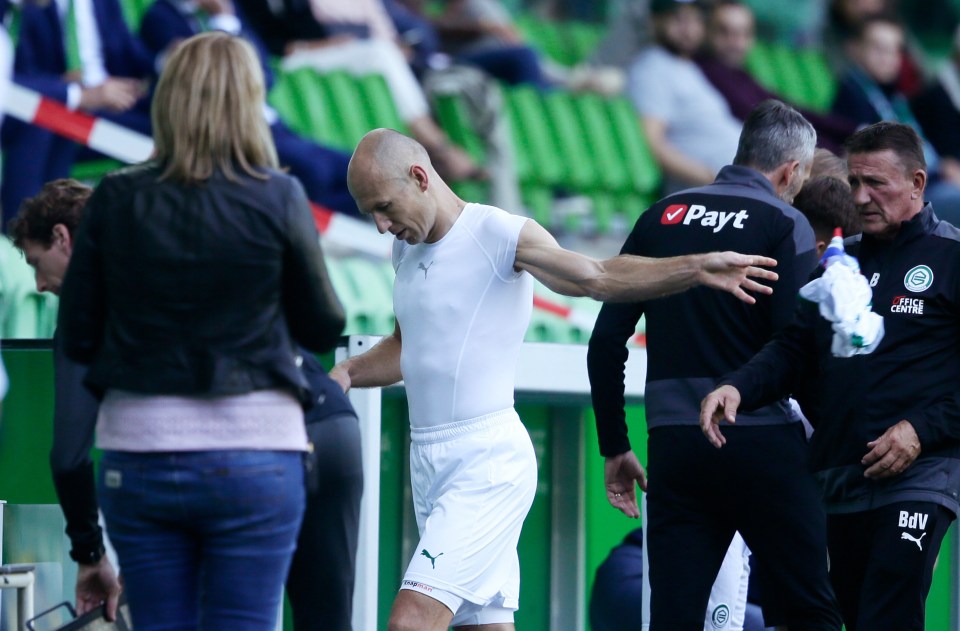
[
  {"left": 660, "top": 204, "right": 749, "bottom": 233},
  {"left": 661, "top": 204, "right": 689, "bottom": 224}
]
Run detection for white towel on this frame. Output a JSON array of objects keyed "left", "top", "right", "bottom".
[{"left": 799, "top": 260, "right": 885, "bottom": 357}]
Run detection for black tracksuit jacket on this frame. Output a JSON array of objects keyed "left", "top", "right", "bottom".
[{"left": 724, "top": 204, "right": 960, "bottom": 516}]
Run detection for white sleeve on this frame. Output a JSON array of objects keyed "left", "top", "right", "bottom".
[{"left": 473, "top": 206, "right": 528, "bottom": 281}]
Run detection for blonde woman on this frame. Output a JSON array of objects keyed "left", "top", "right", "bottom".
[{"left": 58, "top": 32, "right": 345, "bottom": 630}]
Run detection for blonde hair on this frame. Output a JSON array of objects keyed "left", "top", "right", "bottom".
[{"left": 151, "top": 32, "right": 278, "bottom": 183}]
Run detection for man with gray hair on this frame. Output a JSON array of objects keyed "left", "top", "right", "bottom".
[{"left": 589, "top": 99, "right": 843, "bottom": 630}]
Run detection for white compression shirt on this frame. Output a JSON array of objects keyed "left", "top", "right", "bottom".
[{"left": 393, "top": 203, "right": 532, "bottom": 428}]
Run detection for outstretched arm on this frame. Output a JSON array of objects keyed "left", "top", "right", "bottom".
[
  {"left": 513, "top": 220, "right": 778, "bottom": 303},
  {"left": 329, "top": 322, "right": 404, "bottom": 392}
]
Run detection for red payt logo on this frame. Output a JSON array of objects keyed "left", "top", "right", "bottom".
[{"left": 661, "top": 204, "right": 688, "bottom": 225}]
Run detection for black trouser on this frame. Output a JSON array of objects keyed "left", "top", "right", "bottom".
[
  {"left": 827, "top": 501, "right": 954, "bottom": 631},
  {"left": 286, "top": 414, "right": 364, "bottom": 631},
  {"left": 645, "top": 424, "right": 842, "bottom": 631}
]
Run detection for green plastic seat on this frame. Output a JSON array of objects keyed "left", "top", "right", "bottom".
[
  {"left": 432, "top": 93, "right": 486, "bottom": 163},
  {"left": 505, "top": 87, "right": 564, "bottom": 188},
  {"left": 606, "top": 98, "right": 661, "bottom": 198},
  {"left": 744, "top": 41, "right": 779, "bottom": 93},
  {"left": 318, "top": 71, "right": 370, "bottom": 151},
  {"left": 356, "top": 73, "right": 407, "bottom": 135},
  {"left": 542, "top": 91, "right": 596, "bottom": 193},
  {"left": 796, "top": 49, "right": 838, "bottom": 113},
  {"left": 574, "top": 93, "right": 630, "bottom": 194}
]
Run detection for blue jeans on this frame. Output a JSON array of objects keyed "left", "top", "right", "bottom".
[{"left": 98, "top": 450, "right": 306, "bottom": 631}]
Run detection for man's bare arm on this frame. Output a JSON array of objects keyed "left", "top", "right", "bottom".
[
  {"left": 513, "top": 220, "right": 778, "bottom": 304},
  {"left": 329, "top": 322, "right": 404, "bottom": 392}
]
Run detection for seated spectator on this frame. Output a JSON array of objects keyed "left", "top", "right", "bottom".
[
  {"left": 388, "top": 0, "right": 551, "bottom": 89},
  {"left": 913, "top": 25, "right": 960, "bottom": 175},
  {"left": 233, "top": 0, "right": 484, "bottom": 181},
  {"left": 627, "top": 0, "right": 742, "bottom": 194},
  {"left": 2, "top": 0, "right": 156, "bottom": 230},
  {"left": 824, "top": 0, "right": 924, "bottom": 97},
  {"left": 696, "top": 0, "right": 856, "bottom": 154},
  {"left": 139, "top": 0, "right": 359, "bottom": 216},
  {"left": 832, "top": 14, "right": 960, "bottom": 222}
]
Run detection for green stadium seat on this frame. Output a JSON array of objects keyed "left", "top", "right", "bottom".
[
  {"left": 432, "top": 93, "right": 486, "bottom": 162},
  {"left": 744, "top": 41, "right": 780, "bottom": 93},
  {"left": 338, "top": 256, "right": 395, "bottom": 335},
  {"left": 270, "top": 68, "right": 343, "bottom": 147},
  {"left": 769, "top": 45, "right": 811, "bottom": 109},
  {"left": 606, "top": 98, "right": 661, "bottom": 199},
  {"left": 505, "top": 87, "right": 564, "bottom": 189},
  {"left": 796, "top": 49, "right": 838, "bottom": 113},
  {"left": 356, "top": 73, "right": 407, "bottom": 136},
  {"left": 542, "top": 91, "right": 596, "bottom": 192},
  {"left": 318, "top": 71, "right": 370, "bottom": 151},
  {"left": 573, "top": 94, "right": 630, "bottom": 194}
]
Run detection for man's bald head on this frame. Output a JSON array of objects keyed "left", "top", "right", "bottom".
[{"left": 348, "top": 128, "right": 433, "bottom": 196}]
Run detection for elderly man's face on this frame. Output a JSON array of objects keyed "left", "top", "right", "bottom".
[
  {"left": 848, "top": 149, "right": 923, "bottom": 239},
  {"left": 708, "top": 4, "right": 755, "bottom": 68}
]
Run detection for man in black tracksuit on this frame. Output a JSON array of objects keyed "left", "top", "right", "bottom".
[
  {"left": 588, "top": 100, "right": 842, "bottom": 630},
  {"left": 703, "top": 122, "right": 960, "bottom": 630}
]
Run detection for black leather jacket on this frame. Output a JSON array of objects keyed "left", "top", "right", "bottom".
[{"left": 58, "top": 162, "right": 345, "bottom": 405}]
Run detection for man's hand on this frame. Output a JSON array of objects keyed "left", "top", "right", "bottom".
[
  {"left": 76, "top": 557, "right": 121, "bottom": 620},
  {"left": 700, "top": 385, "right": 741, "bottom": 448},
  {"left": 604, "top": 451, "right": 646, "bottom": 518},
  {"left": 79, "top": 78, "right": 145, "bottom": 113},
  {"left": 329, "top": 364, "right": 351, "bottom": 393},
  {"left": 862, "top": 420, "right": 921, "bottom": 479},
  {"left": 697, "top": 252, "right": 778, "bottom": 304}
]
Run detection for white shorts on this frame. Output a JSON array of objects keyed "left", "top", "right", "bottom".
[
  {"left": 399, "top": 408, "right": 538, "bottom": 626},
  {"left": 641, "top": 495, "right": 751, "bottom": 631}
]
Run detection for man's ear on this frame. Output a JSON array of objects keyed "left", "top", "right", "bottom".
[
  {"left": 815, "top": 239, "right": 827, "bottom": 258},
  {"left": 774, "top": 160, "right": 801, "bottom": 195},
  {"left": 911, "top": 168, "right": 927, "bottom": 201},
  {"left": 411, "top": 164, "right": 430, "bottom": 192},
  {"left": 51, "top": 223, "right": 73, "bottom": 252}
]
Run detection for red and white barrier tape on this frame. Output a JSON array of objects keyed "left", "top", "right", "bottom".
[{"left": 4, "top": 83, "right": 391, "bottom": 258}]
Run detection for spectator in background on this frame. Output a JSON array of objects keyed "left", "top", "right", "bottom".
[
  {"left": 139, "top": 0, "right": 359, "bottom": 217},
  {"left": 832, "top": 14, "right": 960, "bottom": 224},
  {"left": 389, "top": 0, "right": 552, "bottom": 89},
  {"left": 56, "top": 33, "right": 345, "bottom": 630},
  {"left": 696, "top": 0, "right": 856, "bottom": 154},
  {"left": 627, "top": 0, "right": 742, "bottom": 194},
  {"left": 912, "top": 24, "right": 960, "bottom": 224},
  {"left": 233, "top": 0, "right": 485, "bottom": 182},
  {"left": 823, "top": 0, "right": 924, "bottom": 97},
  {"left": 1, "top": 0, "right": 157, "bottom": 231}
]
